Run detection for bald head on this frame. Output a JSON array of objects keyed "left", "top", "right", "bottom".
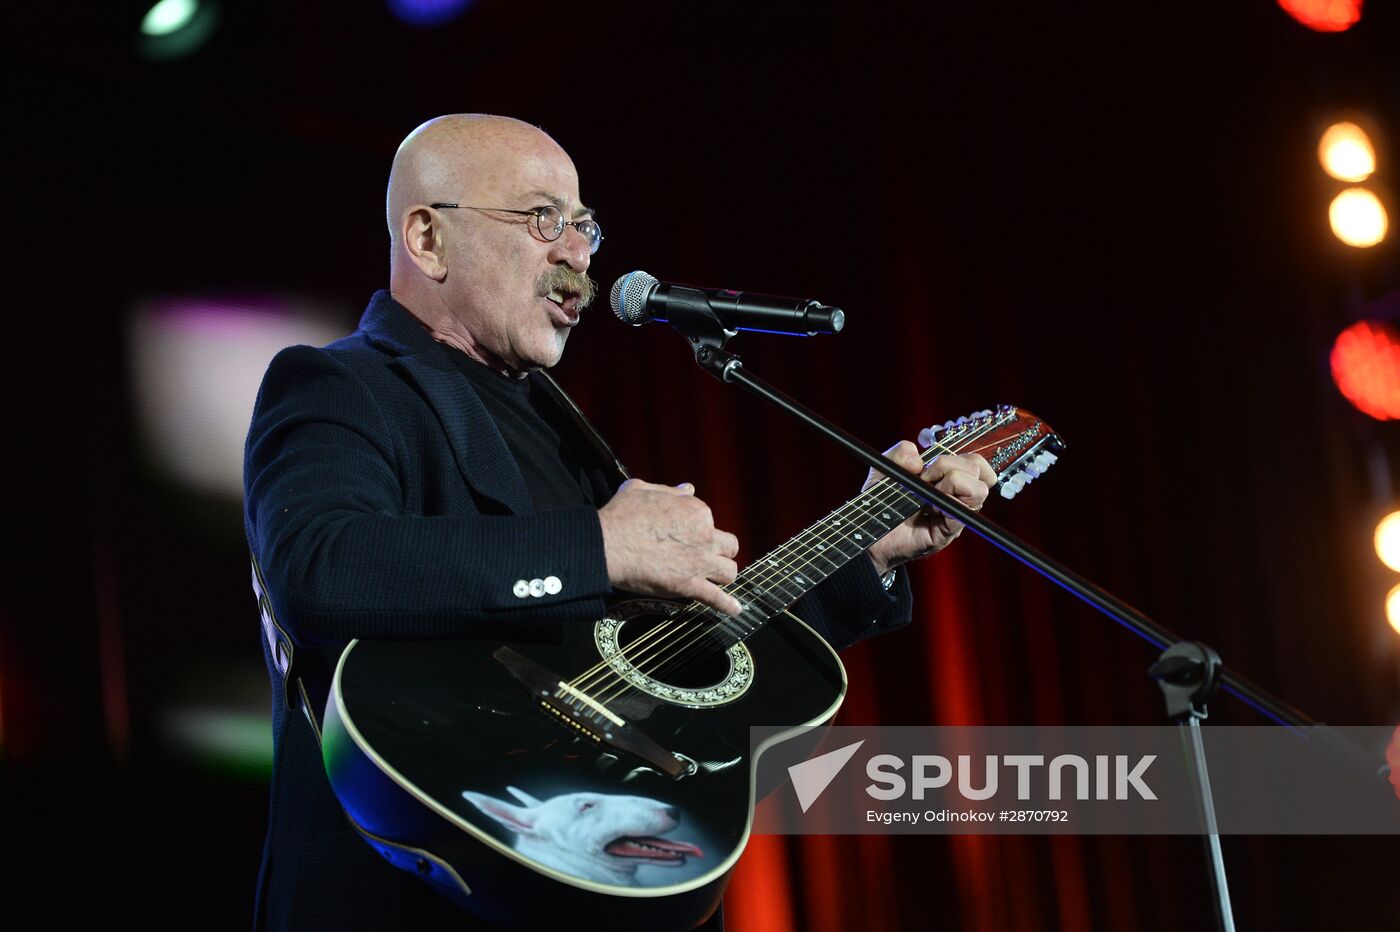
[
  {"left": 382, "top": 114, "right": 595, "bottom": 375},
  {"left": 387, "top": 114, "right": 570, "bottom": 255}
]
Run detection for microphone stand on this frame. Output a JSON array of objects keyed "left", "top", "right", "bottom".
[{"left": 658, "top": 286, "right": 1380, "bottom": 932}]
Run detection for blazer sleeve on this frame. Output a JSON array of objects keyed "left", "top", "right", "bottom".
[
  {"left": 244, "top": 345, "right": 614, "bottom": 646},
  {"left": 789, "top": 555, "right": 914, "bottom": 652}
]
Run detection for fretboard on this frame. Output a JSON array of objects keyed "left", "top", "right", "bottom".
[
  {"left": 703, "top": 447, "right": 944, "bottom": 646},
  {"left": 669, "top": 406, "right": 1056, "bottom": 655}
]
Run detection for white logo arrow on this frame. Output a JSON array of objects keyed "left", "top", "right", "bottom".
[{"left": 787, "top": 739, "right": 865, "bottom": 813}]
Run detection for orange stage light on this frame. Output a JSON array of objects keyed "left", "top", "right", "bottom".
[
  {"left": 1386, "top": 584, "right": 1400, "bottom": 636},
  {"left": 1330, "top": 320, "right": 1400, "bottom": 420},
  {"left": 1329, "top": 187, "right": 1389, "bottom": 247},
  {"left": 1277, "top": 0, "right": 1364, "bottom": 32},
  {"left": 1318, "top": 122, "right": 1376, "bottom": 183},
  {"left": 1376, "top": 513, "right": 1400, "bottom": 572}
]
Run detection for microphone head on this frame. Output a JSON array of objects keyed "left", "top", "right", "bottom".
[{"left": 610, "top": 270, "right": 659, "bottom": 325}]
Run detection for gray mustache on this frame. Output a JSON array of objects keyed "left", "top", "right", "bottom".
[{"left": 539, "top": 268, "right": 597, "bottom": 310}]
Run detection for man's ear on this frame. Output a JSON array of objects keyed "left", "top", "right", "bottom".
[{"left": 401, "top": 205, "right": 450, "bottom": 282}]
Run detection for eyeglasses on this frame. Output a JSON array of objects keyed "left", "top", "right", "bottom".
[{"left": 429, "top": 202, "right": 603, "bottom": 255}]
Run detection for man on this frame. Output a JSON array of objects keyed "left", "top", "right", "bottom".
[{"left": 244, "top": 114, "right": 995, "bottom": 930}]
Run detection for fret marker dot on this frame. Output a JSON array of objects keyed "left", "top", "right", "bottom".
[
  {"left": 883, "top": 512, "right": 891, "bottom": 519},
  {"left": 855, "top": 533, "right": 864, "bottom": 540},
  {"left": 796, "top": 576, "right": 805, "bottom": 583}
]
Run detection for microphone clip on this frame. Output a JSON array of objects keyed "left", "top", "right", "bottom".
[{"left": 664, "top": 285, "right": 742, "bottom": 377}]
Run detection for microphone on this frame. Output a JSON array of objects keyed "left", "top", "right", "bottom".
[{"left": 609, "top": 270, "right": 845, "bottom": 336}]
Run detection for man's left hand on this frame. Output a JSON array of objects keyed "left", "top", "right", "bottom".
[{"left": 865, "top": 440, "right": 997, "bottom": 576}]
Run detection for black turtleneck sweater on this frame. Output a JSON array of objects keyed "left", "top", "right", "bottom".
[{"left": 448, "top": 351, "right": 598, "bottom": 511}]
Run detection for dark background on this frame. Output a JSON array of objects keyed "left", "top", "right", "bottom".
[{"left": 6, "top": 0, "right": 1400, "bottom": 928}]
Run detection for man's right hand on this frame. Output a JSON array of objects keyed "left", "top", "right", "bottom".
[{"left": 598, "top": 479, "right": 742, "bottom": 616}]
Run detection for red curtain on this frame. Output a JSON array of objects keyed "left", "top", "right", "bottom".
[{"left": 550, "top": 215, "right": 1395, "bottom": 927}]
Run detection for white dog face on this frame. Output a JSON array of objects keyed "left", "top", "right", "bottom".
[{"left": 462, "top": 786, "right": 703, "bottom": 885}]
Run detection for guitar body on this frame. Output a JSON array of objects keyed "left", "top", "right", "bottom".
[
  {"left": 319, "top": 405, "right": 1064, "bottom": 928},
  {"left": 323, "top": 599, "right": 847, "bottom": 930}
]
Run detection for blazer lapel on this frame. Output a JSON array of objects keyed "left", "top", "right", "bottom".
[
  {"left": 395, "top": 353, "right": 534, "bottom": 516},
  {"left": 359, "top": 291, "right": 533, "bottom": 516},
  {"left": 533, "top": 369, "right": 630, "bottom": 487}
]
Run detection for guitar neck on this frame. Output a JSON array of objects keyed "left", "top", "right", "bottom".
[
  {"left": 685, "top": 406, "right": 1061, "bottom": 645},
  {"left": 716, "top": 435, "right": 968, "bottom": 639},
  {"left": 726, "top": 467, "right": 929, "bottom": 623}
]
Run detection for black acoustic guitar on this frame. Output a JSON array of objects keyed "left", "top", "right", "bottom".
[{"left": 322, "top": 407, "right": 1063, "bottom": 930}]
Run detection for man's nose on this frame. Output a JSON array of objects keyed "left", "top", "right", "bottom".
[{"left": 548, "top": 225, "right": 591, "bottom": 272}]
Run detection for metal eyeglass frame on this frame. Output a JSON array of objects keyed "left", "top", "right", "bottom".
[{"left": 429, "top": 203, "right": 603, "bottom": 255}]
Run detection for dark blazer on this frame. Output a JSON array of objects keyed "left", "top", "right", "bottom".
[{"left": 243, "top": 291, "right": 912, "bottom": 930}]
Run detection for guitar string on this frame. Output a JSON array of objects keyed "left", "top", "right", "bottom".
[
  {"left": 603, "top": 474, "right": 943, "bottom": 703},
  {"left": 567, "top": 418, "right": 1006, "bottom": 706},
  {"left": 605, "top": 416, "right": 1013, "bottom": 690},
  {"left": 566, "top": 426, "right": 981, "bottom": 698},
  {"left": 569, "top": 419, "right": 1002, "bottom": 702},
  {"left": 562, "top": 444, "right": 953, "bottom": 701},
  {"left": 581, "top": 476, "right": 922, "bottom": 702},
  {"left": 618, "top": 413, "right": 1036, "bottom": 694}
]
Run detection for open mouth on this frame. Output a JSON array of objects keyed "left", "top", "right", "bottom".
[
  {"left": 544, "top": 288, "right": 581, "bottom": 323},
  {"left": 604, "top": 836, "right": 704, "bottom": 863}
]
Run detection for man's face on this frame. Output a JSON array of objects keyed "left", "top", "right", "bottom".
[{"left": 444, "top": 133, "right": 595, "bottom": 373}]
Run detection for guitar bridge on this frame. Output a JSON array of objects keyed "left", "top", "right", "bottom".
[{"left": 493, "top": 646, "right": 687, "bottom": 779}]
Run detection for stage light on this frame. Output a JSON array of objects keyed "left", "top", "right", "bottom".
[
  {"left": 387, "top": 0, "right": 474, "bottom": 27},
  {"left": 1318, "top": 122, "right": 1376, "bottom": 183},
  {"left": 141, "top": 0, "right": 198, "bottom": 35},
  {"left": 1386, "top": 584, "right": 1400, "bottom": 636},
  {"left": 1329, "top": 320, "right": 1400, "bottom": 420},
  {"left": 1329, "top": 188, "right": 1389, "bottom": 247},
  {"left": 162, "top": 706, "right": 272, "bottom": 777},
  {"left": 128, "top": 297, "right": 346, "bottom": 499},
  {"left": 1276, "top": 0, "right": 1363, "bottom": 32},
  {"left": 1376, "top": 513, "right": 1400, "bottom": 572},
  {"left": 137, "top": 0, "right": 219, "bottom": 60}
]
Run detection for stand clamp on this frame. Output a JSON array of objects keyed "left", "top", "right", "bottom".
[
  {"left": 1149, "top": 641, "right": 1235, "bottom": 932},
  {"left": 660, "top": 285, "right": 743, "bottom": 380},
  {"left": 1149, "top": 641, "right": 1223, "bottom": 722}
]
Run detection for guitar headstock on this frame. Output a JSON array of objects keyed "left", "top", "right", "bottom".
[{"left": 918, "top": 406, "right": 1066, "bottom": 500}]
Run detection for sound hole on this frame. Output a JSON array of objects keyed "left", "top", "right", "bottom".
[{"left": 616, "top": 614, "right": 732, "bottom": 691}]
